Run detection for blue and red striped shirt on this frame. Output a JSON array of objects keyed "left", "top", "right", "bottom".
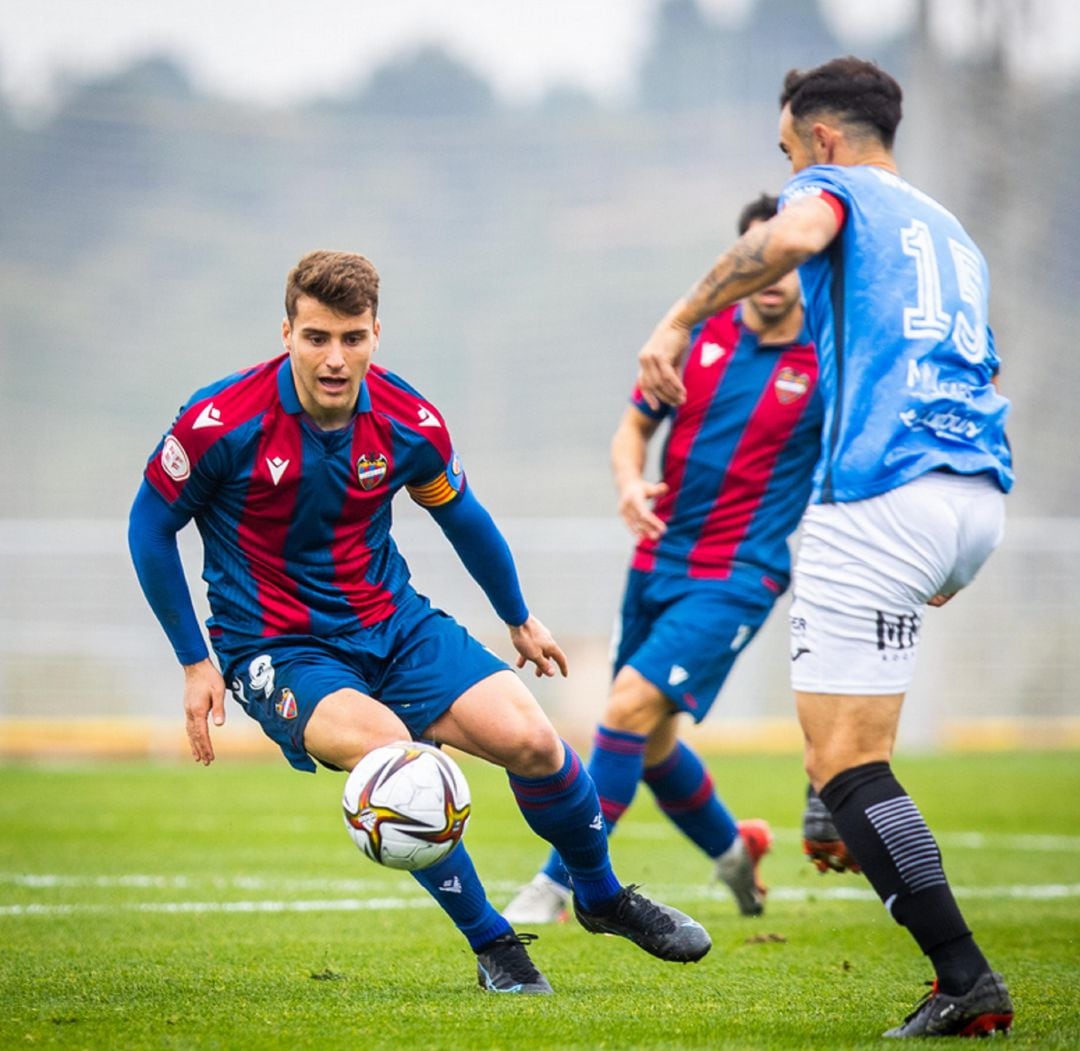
[
  {"left": 631, "top": 305, "right": 822, "bottom": 591},
  {"left": 144, "top": 354, "right": 465, "bottom": 645}
]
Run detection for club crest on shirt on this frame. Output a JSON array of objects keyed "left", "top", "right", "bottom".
[
  {"left": 774, "top": 368, "right": 810, "bottom": 404},
  {"left": 356, "top": 453, "right": 388, "bottom": 490}
]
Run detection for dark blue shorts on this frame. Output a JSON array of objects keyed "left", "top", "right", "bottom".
[
  {"left": 218, "top": 591, "right": 508, "bottom": 773},
  {"left": 613, "top": 567, "right": 781, "bottom": 722}
]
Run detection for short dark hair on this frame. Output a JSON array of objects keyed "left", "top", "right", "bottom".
[
  {"left": 780, "top": 56, "right": 902, "bottom": 149},
  {"left": 737, "top": 193, "right": 779, "bottom": 235},
  {"left": 285, "top": 250, "right": 380, "bottom": 321}
]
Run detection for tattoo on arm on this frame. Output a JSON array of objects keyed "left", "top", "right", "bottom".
[{"left": 684, "top": 222, "right": 775, "bottom": 317}]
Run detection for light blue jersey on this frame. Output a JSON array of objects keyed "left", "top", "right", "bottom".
[{"left": 779, "top": 164, "right": 1013, "bottom": 504}]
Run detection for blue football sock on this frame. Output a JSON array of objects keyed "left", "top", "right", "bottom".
[
  {"left": 508, "top": 741, "right": 621, "bottom": 912},
  {"left": 411, "top": 843, "right": 509, "bottom": 951},
  {"left": 539, "top": 725, "right": 647, "bottom": 889},
  {"left": 644, "top": 740, "right": 738, "bottom": 858}
]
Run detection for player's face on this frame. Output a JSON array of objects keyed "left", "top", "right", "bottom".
[
  {"left": 744, "top": 218, "right": 802, "bottom": 325},
  {"left": 778, "top": 104, "right": 816, "bottom": 173},
  {"left": 283, "top": 295, "right": 379, "bottom": 430}
]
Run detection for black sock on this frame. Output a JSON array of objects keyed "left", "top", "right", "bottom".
[{"left": 820, "top": 762, "right": 988, "bottom": 995}]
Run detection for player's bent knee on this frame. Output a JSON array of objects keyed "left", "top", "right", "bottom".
[
  {"left": 504, "top": 720, "right": 564, "bottom": 778},
  {"left": 605, "top": 671, "right": 670, "bottom": 736}
]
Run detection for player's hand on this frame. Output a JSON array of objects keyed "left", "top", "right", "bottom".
[
  {"left": 182, "top": 658, "right": 227, "bottom": 766},
  {"left": 927, "top": 591, "right": 956, "bottom": 607},
  {"left": 637, "top": 314, "right": 692, "bottom": 410},
  {"left": 509, "top": 616, "right": 569, "bottom": 679},
  {"left": 618, "top": 479, "right": 669, "bottom": 540},
  {"left": 803, "top": 837, "right": 862, "bottom": 874}
]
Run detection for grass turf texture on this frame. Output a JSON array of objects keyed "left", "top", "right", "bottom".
[{"left": 1, "top": 752, "right": 1077, "bottom": 1049}]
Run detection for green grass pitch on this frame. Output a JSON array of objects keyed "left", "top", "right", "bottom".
[{"left": 1, "top": 751, "right": 1077, "bottom": 1049}]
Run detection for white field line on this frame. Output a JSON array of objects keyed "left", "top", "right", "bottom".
[
  {"left": 3, "top": 884, "right": 1080, "bottom": 917},
  {"left": 3, "top": 829, "right": 1078, "bottom": 918}
]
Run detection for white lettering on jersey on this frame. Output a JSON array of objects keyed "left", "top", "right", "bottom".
[
  {"left": 417, "top": 407, "right": 442, "bottom": 428},
  {"left": 192, "top": 403, "right": 224, "bottom": 430},
  {"left": 668, "top": 665, "right": 689, "bottom": 686},
  {"left": 266, "top": 457, "right": 290, "bottom": 486},
  {"left": 161, "top": 436, "right": 190, "bottom": 481},
  {"left": 730, "top": 624, "right": 751, "bottom": 652},
  {"left": 700, "top": 342, "right": 726, "bottom": 367}
]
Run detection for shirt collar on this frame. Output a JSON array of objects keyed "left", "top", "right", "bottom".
[{"left": 276, "top": 355, "right": 372, "bottom": 416}]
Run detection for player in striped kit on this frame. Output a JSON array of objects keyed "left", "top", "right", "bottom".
[
  {"left": 128, "top": 250, "right": 711, "bottom": 996},
  {"left": 636, "top": 57, "right": 1014, "bottom": 1038},
  {"left": 503, "top": 195, "right": 823, "bottom": 925}
]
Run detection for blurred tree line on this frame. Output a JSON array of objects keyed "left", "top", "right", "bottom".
[{"left": 0, "top": 0, "right": 1076, "bottom": 521}]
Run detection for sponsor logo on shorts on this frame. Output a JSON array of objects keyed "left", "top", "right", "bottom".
[
  {"left": 876, "top": 610, "right": 921, "bottom": 658},
  {"left": 790, "top": 615, "right": 811, "bottom": 662},
  {"left": 357, "top": 453, "right": 388, "bottom": 490},
  {"left": 248, "top": 653, "right": 275, "bottom": 698},
  {"left": 275, "top": 688, "right": 298, "bottom": 720},
  {"left": 161, "top": 436, "right": 190, "bottom": 481},
  {"left": 668, "top": 664, "right": 689, "bottom": 686}
]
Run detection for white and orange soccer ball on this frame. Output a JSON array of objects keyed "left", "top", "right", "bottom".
[{"left": 342, "top": 741, "right": 471, "bottom": 870}]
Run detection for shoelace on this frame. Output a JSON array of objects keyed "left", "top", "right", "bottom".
[
  {"left": 617, "top": 885, "right": 676, "bottom": 932},
  {"left": 491, "top": 932, "right": 542, "bottom": 981},
  {"left": 902, "top": 979, "right": 940, "bottom": 1023}
]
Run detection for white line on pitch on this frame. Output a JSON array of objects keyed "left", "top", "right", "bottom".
[{"left": 3, "top": 883, "right": 1080, "bottom": 917}]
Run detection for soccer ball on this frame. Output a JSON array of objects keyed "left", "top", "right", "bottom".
[{"left": 342, "top": 741, "right": 471, "bottom": 871}]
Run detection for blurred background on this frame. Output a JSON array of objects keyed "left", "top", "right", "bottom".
[{"left": 1, "top": 0, "right": 1078, "bottom": 760}]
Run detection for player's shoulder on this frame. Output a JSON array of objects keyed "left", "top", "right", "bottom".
[
  {"left": 365, "top": 364, "right": 452, "bottom": 453},
  {"left": 780, "top": 163, "right": 861, "bottom": 209},
  {"left": 170, "top": 355, "right": 283, "bottom": 449}
]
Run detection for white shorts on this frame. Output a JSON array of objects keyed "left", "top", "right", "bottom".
[{"left": 789, "top": 471, "right": 1006, "bottom": 695}]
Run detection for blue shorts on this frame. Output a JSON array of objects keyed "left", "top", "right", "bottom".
[
  {"left": 613, "top": 567, "right": 780, "bottom": 722},
  {"left": 218, "top": 591, "right": 508, "bottom": 773}
]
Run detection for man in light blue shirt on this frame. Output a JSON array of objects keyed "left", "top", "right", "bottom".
[{"left": 636, "top": 56, "right": 1013, "bottom": 1039}]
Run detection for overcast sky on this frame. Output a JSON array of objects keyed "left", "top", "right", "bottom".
[{"left": 0, "top": 0, "right": 1076, "bottom": 113}]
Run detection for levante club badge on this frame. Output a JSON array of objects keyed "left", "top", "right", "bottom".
[{"left": 357, "top": 453, "right": 388, "bottom": 490}]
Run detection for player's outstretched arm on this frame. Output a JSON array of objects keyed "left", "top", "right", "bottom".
[
  {"left": 129, "top": 481, "right": 224, "bottom": 762},
  {"left": 182, "top": 658, "right": 227, "bottom": 765},
  {"left": 638, "top": 197, "right": 837, "bottom": 408},
  {"left": 425, "top": 485, "right": 529, "bottom": 622},
  {"left": 509, "top": 615, "right": 569, "bottom": 679}
]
